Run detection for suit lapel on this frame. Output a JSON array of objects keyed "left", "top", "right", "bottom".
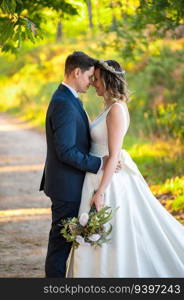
[
  {"left": 73, "top": 97, "right": 90, "bottom": 126},
  {"left": 59, "top": 84, "right": 90, "bottom": 128}
]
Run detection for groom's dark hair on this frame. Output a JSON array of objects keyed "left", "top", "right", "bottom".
[{"left": 65, "top": 51, "right": 96, "bottom": 76}]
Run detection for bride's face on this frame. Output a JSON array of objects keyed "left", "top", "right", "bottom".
[{"left": 92, "top": 69, "right": 105, "bottom": 97}]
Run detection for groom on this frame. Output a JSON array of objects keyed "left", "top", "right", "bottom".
[{"left": 40, "top": 51, "right": 107, "bottom": 278}]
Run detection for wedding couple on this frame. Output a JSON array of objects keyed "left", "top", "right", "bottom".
[{"left": 40, "top": 51, "right": 184, "bottom": 278}]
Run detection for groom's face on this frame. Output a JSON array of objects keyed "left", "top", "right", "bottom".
[{"left": 75, "top": 66, "right": 94, "bottom": 93}]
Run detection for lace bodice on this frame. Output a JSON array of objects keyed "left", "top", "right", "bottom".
[{"left": 89, "top": 103, "right": 130, "bottom": 157}]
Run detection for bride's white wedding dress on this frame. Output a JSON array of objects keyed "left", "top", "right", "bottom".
[{"left": 67, "top": 102, "right": 184, "bottom": 278}]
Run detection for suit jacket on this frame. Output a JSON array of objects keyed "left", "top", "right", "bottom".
[{"left": 39, "top": 84, "right": 101, "bottom": 202}]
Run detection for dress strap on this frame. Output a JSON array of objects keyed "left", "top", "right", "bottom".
[
  {"left": 105, "top": 102, "right": 130, "bottom": 133},
  {"left": 105, "top": 102, "right": 126, "bottom": 115}
]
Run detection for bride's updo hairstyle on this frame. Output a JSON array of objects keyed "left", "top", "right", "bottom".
[{"left": 95, "top": 60, "right": 130, "bottom": 103}]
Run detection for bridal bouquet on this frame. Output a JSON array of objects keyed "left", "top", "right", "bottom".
[{"left": 59, "top": 205, "right": 118, "bottom": 249}]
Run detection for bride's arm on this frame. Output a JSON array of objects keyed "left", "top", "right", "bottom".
[{"left": 90, "top": 104, "right": 124, "bottom": 211}]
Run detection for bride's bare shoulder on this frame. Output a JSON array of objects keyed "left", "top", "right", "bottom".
[
  {"left": 107, "top": 102, "right": 125, "bottom": 119},
  {"left": 106, "top": 104, "right": 125, "bottom": 130}
]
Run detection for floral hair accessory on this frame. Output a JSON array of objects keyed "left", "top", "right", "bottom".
[{"left": 99, "top": 60, "right": 125, "bottom": 75}]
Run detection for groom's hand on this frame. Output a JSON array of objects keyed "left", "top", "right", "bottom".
[
  {"left": 102, "top": 156, "right": 123, "bottom": 172},
  {"left": 115, "top": 160, "right": 123, "bottom": 173}
]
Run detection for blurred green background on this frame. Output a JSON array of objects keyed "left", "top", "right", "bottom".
[{"left": 0, "top": 0, "right": 183, "bottom": 222}]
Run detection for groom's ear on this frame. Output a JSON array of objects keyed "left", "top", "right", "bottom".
[{"left": 73, "top": 67, "right": 81, "bottom": 78}]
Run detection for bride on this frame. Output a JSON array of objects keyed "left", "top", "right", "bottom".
[{"left": 66, "top": 59, "right": 184, "bottom": 278}]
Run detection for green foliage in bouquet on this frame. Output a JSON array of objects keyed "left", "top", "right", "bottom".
[{"left": 59, "top": 205, "right": 118, "bottom": 249}]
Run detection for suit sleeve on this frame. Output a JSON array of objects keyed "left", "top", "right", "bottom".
[{"left": 51, "top": 100, "right": 101, "bottom": 174}]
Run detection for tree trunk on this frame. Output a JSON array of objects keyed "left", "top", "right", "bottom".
[
  {"left": 56, "top": 21, "right": 62, "bottom": 42},
  {"left": 110, "top": 1, "right": 117, "bottom": 28},
  {"left": 86, "top": 0, "right": 93, "bottom": 29}
]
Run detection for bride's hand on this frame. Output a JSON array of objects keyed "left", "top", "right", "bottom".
[{"left": 90, "top": 190, "right": 104, "bottom": 212}]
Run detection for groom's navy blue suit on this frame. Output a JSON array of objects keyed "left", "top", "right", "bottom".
[{"left": 40, "top": 84, "right": 101, "bottom": 277}]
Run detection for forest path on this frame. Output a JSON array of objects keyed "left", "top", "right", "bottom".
[{"left": 0, "top": 113, "right": 50, "bottom": 277}]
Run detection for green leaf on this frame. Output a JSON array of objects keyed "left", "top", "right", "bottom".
[
  {"left": 0, "top": 20, "right": 15, "bottom": 44},
  {"left": 1, "top": 0, "right": 16, "bottom": 14}
]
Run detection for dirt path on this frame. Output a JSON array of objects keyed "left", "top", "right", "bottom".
[{"left": 0, "top": 113, "right": 51, "bottom": 277}]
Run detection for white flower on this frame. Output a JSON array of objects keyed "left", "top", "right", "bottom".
[
  {"left": 76, "top": 235, "right": 85, "bottom": 244},
  {"left": 79, "top": 213, "right": 89, "bottom": 226},
  {"left": 88, "top": 234, "right": 101, "bottom": 242},
  {"left": 84, "top": 242, "right": 91, "bottom": 246}
]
